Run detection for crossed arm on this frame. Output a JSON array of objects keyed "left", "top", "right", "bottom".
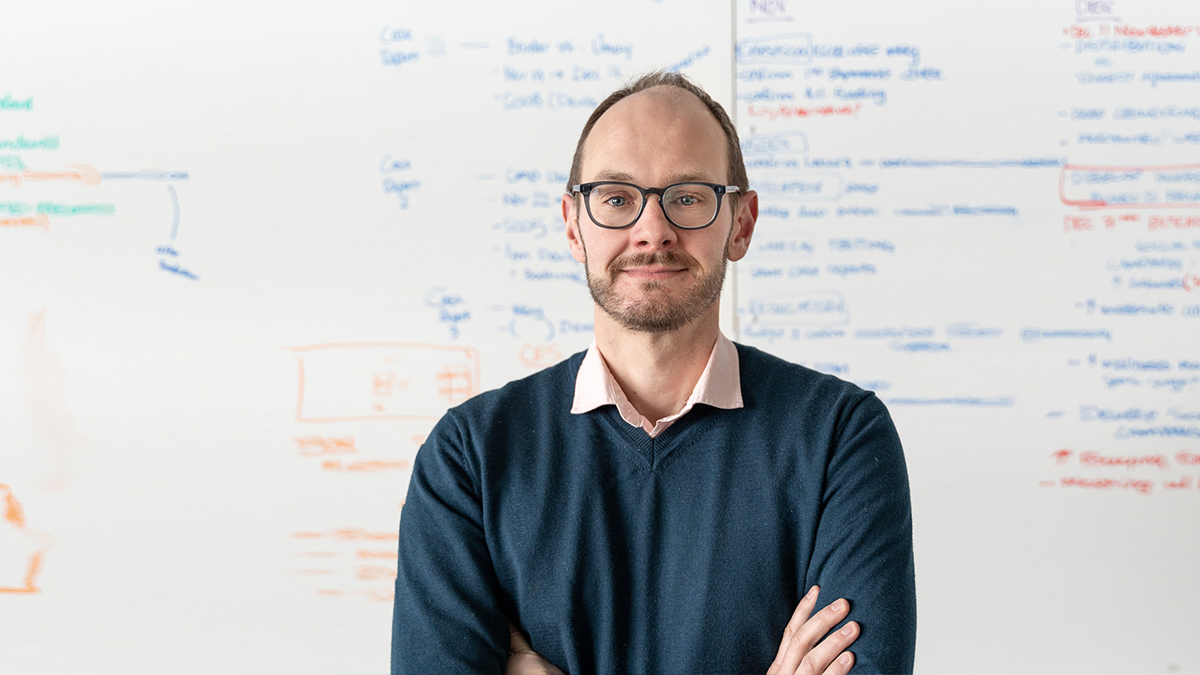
[
  {"left": 393, "top": 395, "right": 915, "bottom": 674},
  {"left": 506, "top": 586, "right": 860, "bottom": 675}
]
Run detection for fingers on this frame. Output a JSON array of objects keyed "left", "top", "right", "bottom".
[
  {"left": 509, "top": 621, "right": 533, "bottom": 654},
  {"left": 768, "top": 585, "right": 822, "bottom": 674},
  {"left": 506, "top": 622, "right": 567, "bottom": 675},
  {"left": 782, "top": 603, "right": 854, "bottom": 675},
  {"left": 769, "top": 588, "right": 859, "bottom": 675},
  {"left": 506, "top": 651, "right": 568, "bottom": 675},
  {"left": 823, "top": 650, "right": 855, "bottom": 675},
  {"left": 799, "top": 623, "right": 857, "bottom": 675}
]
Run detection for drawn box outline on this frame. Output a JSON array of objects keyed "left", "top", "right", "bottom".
[
  {"left": 749, "top": 231, "right": 819, "bottom": 261},
  {"left": 735, "top": 32, "right": 815, "bottom": 66},
  {"left": 289, "top": 342, "right": 481, "bottom": 423},
  {"left": 1059, "top": 162, "right": 1200, "bottom": 210},
  {"left": 740, "top": 130, "right": 811, "bottom": 157},
  {"left": 739, "top": 289, "right": 851, "bottom": 328},
  {"left": 752, "top": 172, "right": 845, "bottom": 202}
]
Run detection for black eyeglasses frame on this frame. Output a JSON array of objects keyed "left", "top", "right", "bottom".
[{"left": 571, "top": 181, "right": 740, "bottom": 230}]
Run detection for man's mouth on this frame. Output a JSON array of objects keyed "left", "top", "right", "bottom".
[
  {"left": 619, "top": 266, "right": 687, "bottom": 280},
  {"left": 610, "top": 252, "right": 695, "bottom": 280}
]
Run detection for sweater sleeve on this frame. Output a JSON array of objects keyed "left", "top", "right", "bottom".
[
  {"left": 805, "top": 393, "right": 917, "bottom": 674},
  {"left": 391, "top": 412, "right": 509, "bottom": 675}
]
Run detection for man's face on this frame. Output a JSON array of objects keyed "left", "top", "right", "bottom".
[{"left": 563, "top": 87, "right": 755, "bottom": 333}]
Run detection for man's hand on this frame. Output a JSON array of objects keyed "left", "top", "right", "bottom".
[
  {"left": 503, "top": 585, "right": 856, "bottom": 675},
  {"left": 767, "top": 586, "right": 858, "bottom": 675},
  {"left": 506, "top": 622, "right": 566, "bottom": 675}
]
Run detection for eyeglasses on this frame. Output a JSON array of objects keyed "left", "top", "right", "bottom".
[{"left": 572, "top": 181, "right": 739, "bottom": 230}]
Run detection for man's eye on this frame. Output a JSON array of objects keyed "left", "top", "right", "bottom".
[
  {"left": 604, "top": 196, "right": 631, "bottom": 207},
  {"left": 673, "top": 193, "right": 707, "bottom": 207}
]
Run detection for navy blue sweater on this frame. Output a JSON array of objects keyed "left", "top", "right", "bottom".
[{"left": 392, "top": 344, "right": 916, "bottom": 674}]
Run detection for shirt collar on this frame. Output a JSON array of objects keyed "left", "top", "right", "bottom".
[{"left": 570, "top": 332, "right": 742, "bottom": 434}]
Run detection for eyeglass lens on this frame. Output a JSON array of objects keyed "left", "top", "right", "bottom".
[{"left": 587, "top": 183, "right": 719, "bottom": 229}]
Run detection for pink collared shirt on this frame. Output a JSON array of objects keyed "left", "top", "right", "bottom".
[{"left": 570, "top": 332, "right": 743, "bottom": 437}]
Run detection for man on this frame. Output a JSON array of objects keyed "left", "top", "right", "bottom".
[{"left": 392, "top": 71, "right": 916, "bottom": 674}]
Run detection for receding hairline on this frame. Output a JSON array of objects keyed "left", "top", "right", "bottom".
[
  {"left": 589, "top": 84, "right": 721, "bottom": 132},
  {"left": 579, "top": 86, "right": 729, "bottom": 179},
  {"left": 566, "top": 71, "right": 748, "bottom": 196}
]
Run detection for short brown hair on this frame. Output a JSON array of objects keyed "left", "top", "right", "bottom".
[{"left": 566, "top": 71, "right": 748, "bottom": 195}]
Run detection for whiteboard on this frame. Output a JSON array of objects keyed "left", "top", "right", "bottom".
[
  {"left": 1, "top": 0, "right": 1197, "bottom": 673},
  {"left": 734, "top": 2, "right": 1199, "bottom": 673}
]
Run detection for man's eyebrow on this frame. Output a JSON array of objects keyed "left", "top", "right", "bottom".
[
  {"left": 588, "top": 170, "right": 721, "bottom": 185},
  {"left": 667, "top": 172, "right": 721, "bottom": 184},
  {"left": 591, "top": 170, "right": 639, "bottom": 183}
]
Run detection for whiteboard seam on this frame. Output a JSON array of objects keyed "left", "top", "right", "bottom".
[{"left": 729, "top": 0, "right": 740, "bottom": 342}]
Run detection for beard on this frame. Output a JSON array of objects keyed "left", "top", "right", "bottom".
[{"left": 584, "top": 248, "right": 727, "bottom": 333}]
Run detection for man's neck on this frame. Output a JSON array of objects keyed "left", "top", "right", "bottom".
[{"left": 592, "top": 305, "right": 721, "bottom": 424}]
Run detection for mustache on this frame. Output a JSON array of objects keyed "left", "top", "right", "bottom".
[{"left": 608, "top": 250, "right": 698, "bottom": 273}]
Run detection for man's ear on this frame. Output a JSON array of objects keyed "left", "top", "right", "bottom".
[
  {"left": 563, "top": 193, "right": 587, "bottom": 264},
  {"left": 725, "top": 189, "right": 758, "bottom": 262}
]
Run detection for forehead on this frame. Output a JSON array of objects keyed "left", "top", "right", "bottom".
[{"left": 581, "top": 86, "right": 728, "bottom": 183}]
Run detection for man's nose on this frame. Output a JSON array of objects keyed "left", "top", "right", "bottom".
[{"left": 629, "top": 195, "right": 678, "bottom": 249}]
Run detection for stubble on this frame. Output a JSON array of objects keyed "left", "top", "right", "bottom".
[{"left": 583, "top": 248, "right": 727, "bottom": 333}]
